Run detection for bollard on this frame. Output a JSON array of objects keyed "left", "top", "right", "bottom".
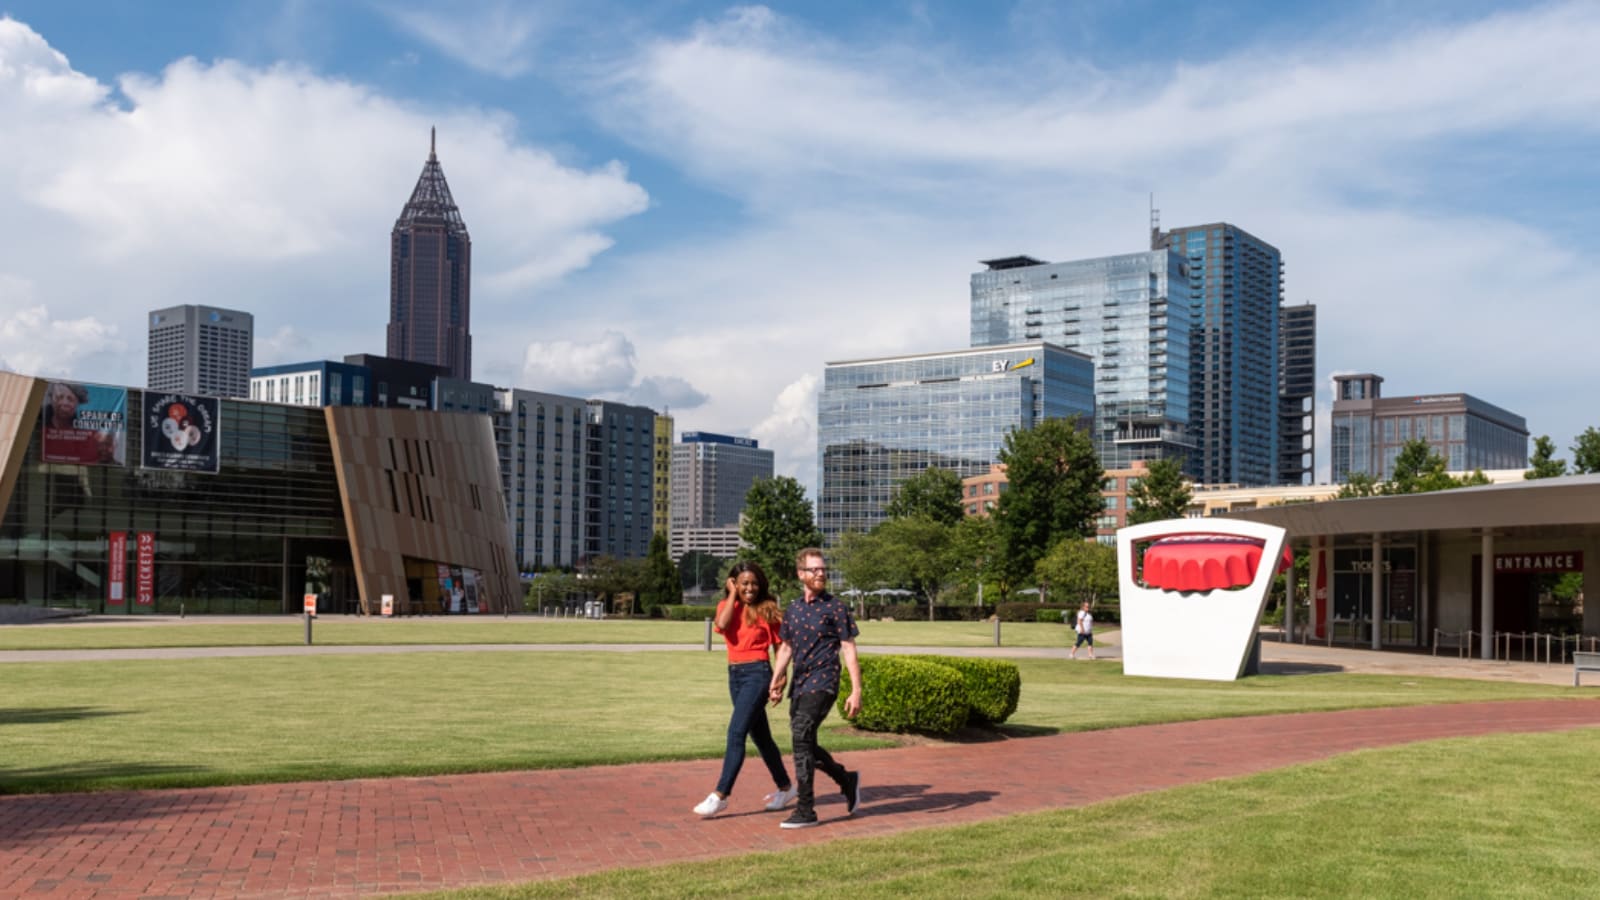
[
  {"left": 305, "top": 611, "right": 313, "bottom": 645},
  {"left": 993, "top": 617, "right": 1000, "bottom": 647},
  {"left": 705, "top": 617, "right": 713, "bottom": 651},
  {"left": 179, "top": 602, "right": 185, "bottom": 619}
]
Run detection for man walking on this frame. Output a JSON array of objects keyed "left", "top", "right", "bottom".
[
  {"left": 1071, "top": 600, "right": 1096, "bottom": 659},
  {"left": 767, "top": 547, "right": 862, "bottom": 829}
]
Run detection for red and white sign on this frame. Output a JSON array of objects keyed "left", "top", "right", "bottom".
[
  {"left": 381, "top": 594, "right": 394, "bottom": 617},
  {"left": 107, "top": 531, "right": 127, "bottom": 606},
  {"left": 135, "top": 531, "right": 155, "bottom": 606},
  {"left": 304, "top": 593, "right": 318, "bottom": 616}
]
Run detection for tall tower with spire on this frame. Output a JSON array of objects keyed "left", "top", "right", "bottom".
[{"left": 388, "top": 128, "right": 472, "bottom": 380}]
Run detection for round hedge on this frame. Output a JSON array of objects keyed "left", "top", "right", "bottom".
[
  {"left": 905, "top": 655, "right": 1021, "bottom": 726},
  {"left": 838, "top": 655, "right": 968, "bottom": 735}
]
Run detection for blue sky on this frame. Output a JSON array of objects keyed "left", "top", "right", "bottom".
[{"left": 1, "top": 1, "right": 1597, "bottom": 494}]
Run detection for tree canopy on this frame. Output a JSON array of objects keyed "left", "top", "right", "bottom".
[
  {"left": 884, "top": 466, "right": 965, "bottom": 526},
  {"left": 638, "top": 532, "right": 681, "bottom": 613},
  {"left": 992, "top": 417, "right": 1103, "bottom": 585},
  {"left": 1339, "top": 440, "right": 1488, "bottom": 497},
  {"left": 1125, "top": 457, "right": 1192, "bottom": 526},
  {"left": 1526, "top": 435, "right": 1568, "bottom": 479},
  {"left": 1572, "top": 427, "right": 1600, "bottom": 475},
  {"left": 739, "top": 475, "right": 823, "bottom": 598}
]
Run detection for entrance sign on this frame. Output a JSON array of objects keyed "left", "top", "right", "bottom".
[
  {"left": 1493, "top": 552, "right": 1582, "bottom": 573},
  {"left": 1118, "top": 518, "right": 1289, "bottom": 681}
]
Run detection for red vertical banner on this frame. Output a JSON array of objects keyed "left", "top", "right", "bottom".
[
  {"left": 106, "top": 531, "right": 127, "bottom": 607},
  {"left": 135, "top": 531, "right": 156, "bottom": 606}
]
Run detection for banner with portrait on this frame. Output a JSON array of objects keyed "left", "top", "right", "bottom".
[
  {"left": 40, "top": 381, "right": 128, "bottom": 466},
  {"left": 141, "top": 393, "right": 221, "bottom": 473}
]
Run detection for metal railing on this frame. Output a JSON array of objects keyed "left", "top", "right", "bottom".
[{"left": 1432, "top": 629, "right": 1600, "bottom": 664}]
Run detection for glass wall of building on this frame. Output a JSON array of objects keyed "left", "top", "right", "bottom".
[{"left": 0, "top": 394, "right": 347, "bottom": 613}]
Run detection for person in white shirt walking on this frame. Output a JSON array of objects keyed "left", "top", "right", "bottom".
[{"left": 1070, "top": 601, "right": 1095, "bottom": 660}]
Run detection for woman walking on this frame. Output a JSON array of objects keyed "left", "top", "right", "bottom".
[{"left": 693, "top": 562, "right": 796, "bottom": 816}]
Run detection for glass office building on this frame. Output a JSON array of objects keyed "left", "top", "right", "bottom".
[
  {"left": 817, "top": 341, "right": 1094, "bottom": 543},
  {"left": 1152, "top": 223, "right": 1283, "bottom": 487},
  {"left": 970, "top": 252, "right": 1193, "bottom": 473},
  {"left": 1331, "top": 374, "right": 1528, "bottom": 482}
]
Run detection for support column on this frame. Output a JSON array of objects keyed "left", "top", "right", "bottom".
[
  {"left": 1480, "top": 532, "right": 1495, "bottom": 659},
  {"left": 1370, "top": 533, "right": 1383, "bottom": 651},
  {"left": 1283, "top": 544, "right": 1296, "bottom": 643}
]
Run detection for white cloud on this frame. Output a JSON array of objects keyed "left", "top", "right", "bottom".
[
  {"left": 0, "top": 16, "right": 646, "bottom": 389},
  {"left": 627, "top": 375, "right": 708, "bottom": 412},
  {"left": 520, "top": 330, "right": 637, "bottom": 396},
  {"left": 0, "top": 300, "right": 122, "bottom": 379},
  {"left": 379, "top": 1, "right": 544, "bottom": 78},
  {"left": 750, "top": 373, "right": 819, "bottom": 493}
]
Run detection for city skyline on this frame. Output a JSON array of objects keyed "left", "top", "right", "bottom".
[{"left": 1, "top": 2, "right": 1597, "bottom": 497}]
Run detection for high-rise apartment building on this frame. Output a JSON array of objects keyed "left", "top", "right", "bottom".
[
  {"left": 653, "top": 415, "right": 673, "bottom": 540},
  {"left": 669, "top": 432, "right": 773, "bottom": 559},
  {"left": 1279, "top": 303, "right": 1317, "bottom": 485},
  {"left": 147, "top": 305, "right": 254, "bottom": 398},
  {"left": 1331, "top": 374, "right": 1528, "bottom": 482},
  {"left": 388, "top": 129, "right": 472, "bottom": 380},
  {"left": 970, "top": 252, "right": 1193, "bottom": 473},
  {"left": 817, "top": 341, "right": 1094, "bottom": 543},
  {"left": 1152, "top": 223, "right": 1283, "bottom": 486},
  {"left": 487, "top": 391, "right": 660, "bottom": 569}
]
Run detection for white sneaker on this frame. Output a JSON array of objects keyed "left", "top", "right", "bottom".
[
  {"left": 764, "top": 787, "right": 796, "bottom": 811},
  {"left": 693, "top": 793, "right": 728, "bottom": 817}
]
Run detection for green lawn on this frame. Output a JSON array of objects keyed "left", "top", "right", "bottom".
[
  {"left": 427, "top": 728, "right": 1600, "bottom": 898},
  {"left": 0, "top": 617, "right": 1092, "bottom": 650},
  {"left": 0, "top": 650, "right": 1579, "bottom": 795}
]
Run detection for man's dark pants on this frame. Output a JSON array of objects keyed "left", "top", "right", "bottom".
[{"left": 789, "top": 689, "right": 849, "bottom": 814}]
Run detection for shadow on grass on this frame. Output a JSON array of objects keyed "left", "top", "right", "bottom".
[
  {"left": 0, "top": 706, "right": 126, "bottom": 726},
  {"left": 1257, "top": 661, "right": 1346, "bottom": 676},
  {"left": 0, "top": 762, "right": 216, "bottom": 840}
]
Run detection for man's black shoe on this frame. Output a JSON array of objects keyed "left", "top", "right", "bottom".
[
  {"left": 843, "top": 770, "right": 861, "bottom": 816},
  {"left": 780, "top": 809, "right": 819, "bottom": 829}
]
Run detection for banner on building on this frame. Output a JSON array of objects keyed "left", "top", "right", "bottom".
[
  {"left": 107, "top": 531, "right": 127, "bottom": 607},
  {"left": 41, "top": 382, "right": 127, "bottom": 466},
  {"left": 135, "top": 531, "right": 155, "bottom": 606},
  {"left": 141, "top": 393, "right": 221, "bottom": 473}
]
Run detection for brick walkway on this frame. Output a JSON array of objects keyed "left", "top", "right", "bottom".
[{"left": 1, "top": 699, "right": 1597, "bottom": 898}]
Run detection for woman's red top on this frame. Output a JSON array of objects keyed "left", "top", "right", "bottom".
[{"left": 714, "top": 599, "right": 783, "bottom": 663}]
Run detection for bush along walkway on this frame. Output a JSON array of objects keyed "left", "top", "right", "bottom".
[{"left": 1, "top": 700, "right": 1598, "bottom": 898}]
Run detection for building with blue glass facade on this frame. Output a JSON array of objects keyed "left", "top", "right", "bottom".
[
  {"left": 1152, "top": 222, "right": 1283, "bottom": 487},
  {"left": 970, "top": 251, "right": 1194, "bottom": 474},
  {"left": 816, "top": 341, "right": 1094, "bottom": 543},
  {"left": 1330, "top": 373, "right": 1528, "bottom": 483}
]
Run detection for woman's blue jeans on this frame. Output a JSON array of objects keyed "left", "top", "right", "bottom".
[{"left": 716, "top": 660, "right": 792, "bottom": 797}]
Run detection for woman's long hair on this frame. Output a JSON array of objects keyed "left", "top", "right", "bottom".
[{"left": 728, "top": 561, "right": 781, "bottom": 627}]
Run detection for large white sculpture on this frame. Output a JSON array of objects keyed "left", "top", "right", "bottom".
[{"left": 1117, "top": 518, "right": 1289, "bottom": 681}]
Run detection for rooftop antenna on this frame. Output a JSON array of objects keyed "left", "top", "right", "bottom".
[
  {"left": 430, "top": 126, "right": 437, "bottom": 161},
  {"left": 1149, "top": 192, "right": 1160, "bottom": 235}
]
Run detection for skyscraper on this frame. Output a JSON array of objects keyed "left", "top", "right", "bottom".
[
  {"left": 670, "top": 431, "right": 773, "bottom": 560},
  {"left": 389, "top": 129, "right": 472, "bottom": 380},
  {"left": 1152, "top": 222, "right": 1283, "bottom": 486},
  {"left": 970, "top": 252, "right": 1193, "bottom": 473},
  {"left": 147, "top": 304, "right": 254, "bottom": 398},
  {"left": 1330, "top": 374, "right": 1528, "bottom": 483},
  {"left": 1279, "top": 303, "right": 1317, "bottom": 485}
]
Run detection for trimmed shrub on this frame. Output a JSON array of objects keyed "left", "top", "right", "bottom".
[
  {"left": 1036, "top": 608, "right": 1069, "bottom": 623},
  {"left": 864, "top": 603, "right": 917, "bottom": 620},
  {"left": 996, "top": 602, "right": 1073, "bottom": 623},
  {"left": 838, "top": 655, "right": 968, "bottom": 736},
  {"left": 905, "top": 655, "right": 1021, "bottom": 726},
  {"left": 660, "top": 604, "right": 715, "bottom": 621}
]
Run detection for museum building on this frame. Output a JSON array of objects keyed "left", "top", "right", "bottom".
[{"left": 0, "top": 372, "right": 517, "bottom": 615}]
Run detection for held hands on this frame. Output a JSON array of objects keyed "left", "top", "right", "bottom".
[{"left": 768, "top": 673, "right": 787, "bottom": 706}]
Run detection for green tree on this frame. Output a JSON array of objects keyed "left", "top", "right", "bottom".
[
  {"left": 873, "top": 516, "right": 959, "bottom": 620},
  {"left": 951, "top": 514, "right": 1003, "bottom": 605},
  {"left": 1386, "top": 439, "right": 1460, "bottom": 494},
  {"left": 884, "top": 466, "right": 965, "bottom": 526},
  {"left": 1572, "top": 427, "right": 1600, "bottom": 474},
  {"left": 1125, "top": 457, "right": 1193, "bottom": 525},
  {"left": 739, "top": 475, "right": 823, "bottom": 599},
  {"left": 992, "top": 418, "right": 1104, "bottom": 585},
  {"left": 1526, "top": 435, "right": 1569, "bottom": 479},
  {"left": 677, "top": 551, "right": 728, "bottom": 593},
  {"left": 638, "top": 533, "right": 682, "bottom": 614},
  {"left": 1033, "top": 539, "right": 1118, "bottom": 609},
  {"left": 1336, "top": 472, "right": 1380, "bottom": 498},
  {"left": 581, "top": 555, "right": 646, "bottom": 614}
]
